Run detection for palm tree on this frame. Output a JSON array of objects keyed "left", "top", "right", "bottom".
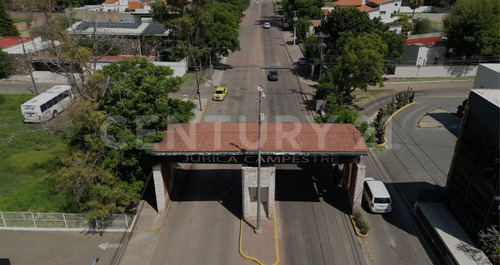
[{"left": 409, "top": 0, "right": 424, "bottom": 18}]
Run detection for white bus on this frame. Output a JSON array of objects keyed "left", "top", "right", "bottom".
[{"left": 21, "top": 85, "right": 73, "bottom": 123}]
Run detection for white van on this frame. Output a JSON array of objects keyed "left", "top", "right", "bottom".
[
  {"left": 21, "top": 85, "right": 73, "bottom": 123},
  {"left": 363, "top": 177, "right": 392, "bottom": 213}
]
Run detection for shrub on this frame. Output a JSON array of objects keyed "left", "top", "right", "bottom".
[
  {"left": 413, "top": 18, "right": 431, "bottom": 34},
  {"left": 353, "top": 211, "right": 369, "bottom": 235},
  {"left": 0, "top": 94, "right": 5, "bottom": 105},
  {"left": 0, "top": 49, "right": 12, "bottom": 79}
]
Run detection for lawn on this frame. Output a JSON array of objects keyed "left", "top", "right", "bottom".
[
  {"left": 182, "top": 69, "right": 208, "bottom": 86},
  {"left": 353, "top": 88, "right": 394, "bottom": 103},
  {"left": 0, "top": 94, "right": 76, "bottom": 212}
]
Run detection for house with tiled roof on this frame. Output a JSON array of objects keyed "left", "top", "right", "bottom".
[
  {"left": 333, "top": 0, "right": 362, "bottom": 8},
  {"left": 321, "top": 0, "right": 401, "bottom": 22},
  {"left": 401, "top": 33, "right": 446, "bottom": 65},
  {"left": 102, "top": 0, "right": 143, "bottom": 12},
  {"left": 0, "top": 36, "right": 56, "bottom": 54}
]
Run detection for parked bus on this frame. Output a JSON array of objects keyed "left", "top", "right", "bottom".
[{"left": 21, "top": 85, "right": 73, "bottom": 123}]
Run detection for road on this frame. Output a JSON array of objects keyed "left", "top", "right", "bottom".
[
  {"left": 149, "top": 1, "right": 366, "bottom": 265},
  {"left": 359, "top": 81, "right": 473, "bottom": 265}
]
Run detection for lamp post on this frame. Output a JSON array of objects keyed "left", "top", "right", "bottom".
[
  {"left": 255, "top": 85, "right": 265, "bottom": 234},
  {"left": 194, "top": 67, "right": 202, "bottom": 110}
]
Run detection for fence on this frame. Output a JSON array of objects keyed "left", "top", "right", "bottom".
[{"left": 0, "top": 211, "right": 135, "bottom": 232}]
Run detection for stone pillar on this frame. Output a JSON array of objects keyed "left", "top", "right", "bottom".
[
  {"left": 242, "top": 166, "right": 276, "bottom": 220},
  {"left": 348, "top": 162, "right": 366, "bottom": 213},
  {"left": 152, "top": 163, "right": 174, "bottom": 214}
]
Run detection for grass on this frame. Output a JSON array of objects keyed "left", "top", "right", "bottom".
[
  {"left": 431, "top": 21, "right": 444, "bottom": 31},
  {"left": 11, "top": 18, "right": 27, "bottom": 23},
  {"left": 324, "top": 1, "right": 335, "bottom": 7},
  {"left": 386, "top": 76, "right": 475, "bottom": 82},
  {"left": 182, "top": 70, "right": 208, "bottom": 86},
  {"left": 0, "top": 94, "right": 75, "bottom": 212},
  {"left": 353, "top": 88, "right": 394, "bottom": 103}
]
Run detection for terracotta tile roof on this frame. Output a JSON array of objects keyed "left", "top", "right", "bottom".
[
  {"left": 358, "top": 5, "right": 376, "bottom": 11},
  {"left": 310, "top": 20, "right": 321, "bottom": 27},
  {"left": 128, "top": 1, "right": 141, "bottom": 10},
  {"left": 405, "top": 36, "right": 443, "bottom": 46},
  {"left": 368, "top": 0, "right": 391, "bottom": 3},
  {"left": 153, "top": 123, "right": 367, "bottom": 153},
  {"left": 104, "top": 0, "right": 118, "bottom": 4},
  {"left": 333, "top": 0, "right": 362, "bottom": 7},
  {"left": 0, "top": 36, "right": 36, "bottom": 49},
  {"left": 321, "top": 8, "right": 331, "bottom": 15}
]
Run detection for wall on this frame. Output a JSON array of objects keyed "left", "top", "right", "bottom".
[
  {"left": 472, "top": 64, "right": 500, "bottom": 88},
  {"left": 68, "top": 8, "right": 123, "bottom": 22},
  {"left": 390, "top": 65, "right": 478, "bottom": 78},
  {"left": 401, "top": 45, "right": 446, "bottom": 65},
  {"left": 153, "top": 59, "right": 188, "bottom": 77},
  {"left": 379, "top": 0, "right": 402, "bottom": 19}
]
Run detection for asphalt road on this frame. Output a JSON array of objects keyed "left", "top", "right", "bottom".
[
  {"left": 201, "top": 1, "right": 309, "bottom": 124},
  {"left": 359, "top": 81, "right": 473, "bottom": 265}
]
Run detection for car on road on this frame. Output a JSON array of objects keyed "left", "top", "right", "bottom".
[
  {"left": 363, "top": 177, "right": 392, "bottom": 213},
  {"left": 263, "top": 22, "right": 271, "bottom": 29},
  {"left": 212, "top": 87, "right": 228, "bottom": 101},
  {"left": 267, "top": 70, "right": 279, "bottom": 81},
  {"left": 298, "top": 57, "right": 307, "bottom": 64}
]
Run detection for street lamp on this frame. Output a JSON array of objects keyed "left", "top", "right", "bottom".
[
  {"left": 193, "top": 67, "right": 202, "bottom": 110},
  {"left": 255, "top": 84, "right": 265, "bottom": 234}
]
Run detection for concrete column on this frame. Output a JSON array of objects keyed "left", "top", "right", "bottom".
[
  {"left": 349, "top": 162, "right": 366, "bottom": 213},
  {"left": 152, "top": 163, "right": 174, "bottom": 214},
  {"left": 242, "top": 166, "right": 276, "bottom": 220}
]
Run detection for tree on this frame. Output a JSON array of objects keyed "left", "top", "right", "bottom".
[
  {"left": 0, "top": 48, "right": 11, "bottom": 79},
  {"left": 443, "top": 0, "right": 500, "bottom": 58},
  {"left": 394, "top": 15, "right": 413, "bottom": 35},
  {"left": 478, "top": 226, "right": 500, "bottom": 262},
  {"left": 58, "top": 58, "right": 195, "bottom": 219},
  {"left": 0, "top": 0, "right": 20, "bottom": 36},
  {"left": 329, "top": 33, "right": 387, "bottom": 103},
  {"left": 296, "top": 17, "right": 310, "bottom": 41},
  {"left": 408, "top": 0, "right": 424, "bottom": 18}
]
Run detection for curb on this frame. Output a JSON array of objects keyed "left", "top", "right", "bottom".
[
  {"left": 376, "top": 101, "right": 416, "bottom": 146},
  {"left": 150, "top": 199, "right": 172, "bottom": 232},
  {"left": 239, "top": 210, "right": 280, "bottom": 265},
  {"left": 350, "top": 215, "right": 368, "bottom": 238}
]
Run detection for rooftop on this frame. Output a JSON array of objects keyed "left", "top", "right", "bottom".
[
  {"left": 0, "top": 36, "right": 37, "bottom": 49},
  {"left": 472, "top": 89, "right": 500, "bottom": 108},
  {"left": 333, "top": 0, "right": 362, "bottom": 7},
  {"left": 128, "top": 1, "right": 142, "bottom": 10},
  {"left": 153, "top": 123, "right": 367, "bottom": 154},
  {"left": 68, "top": 21, "right": 169, "bottom": 36},
  {"left": 368, "top": 0, "right": 391, "bottom": 4},
  {"left": 358, "top": 5, "right": 376, "bottom": 11}
]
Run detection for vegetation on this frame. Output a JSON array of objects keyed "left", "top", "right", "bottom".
[
  {"left": 408, "top": 0, "right": 424, "bottom": 18},
  {"left": 317, "top": 8, "right": 405, "bottom": 104},
  {"left": 394, "top": 14, "right": 413, "bottom": 35},
  {"left": 0, "top": 0, "right": 20, "bottom": 36},
  {"left": 282, "top": 0, "right": 324, "bottom": 19},
  {"left": 296, "top": 17, "right": 310, "bottom": 41},
  {"left": 0, "top": 48, "right": 12, "bottom": 79},
  {"left": 57, "top": 58, "right": 195, "bottom": 219},
  {"left": 151, "top": 0, "right": 245, "bottom": 65},
  {"left": 353, "top": 211, "right": 369, "bottom": 235},
  {"left": 0, "top": 94, "right": 76, "bottom": 212},
  {"left": 443, "top": 0, "right": 499, "bottom": 58},
  {"left": 478, "top": 226, "right": 500, "bottom": 263},
  {"left": 413, "top": 18, "right": 431, "bottom": 35},
  {"left": 373, "top": 87, "right": 415, "bottom": 144}
]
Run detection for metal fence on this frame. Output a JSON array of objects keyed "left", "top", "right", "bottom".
[{"left": 0, "top": 211, "right": 133, "bottom": 232}]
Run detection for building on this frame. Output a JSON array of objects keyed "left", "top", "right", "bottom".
[
  {"left": 401, "top": 34, "right": 446, "bottom": 65},
  {"left": 473, "top": 64, "right": 500, "bottom": 89},
  {"left": 0, "top": 36, "right": 54, "bottom": 55},
  {"left": 445, "top": 88, "right": 500, "bottom": 242}
]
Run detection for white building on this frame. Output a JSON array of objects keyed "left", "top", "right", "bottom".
[
  {"left": 0, "top": 36, "right": 58, "bottom": 55},
  {"left": 473, "top": 64, "right": 500, "bottom": 89},
  {"left": 402, "top": 34, "right": 446, "bottom": 65}
]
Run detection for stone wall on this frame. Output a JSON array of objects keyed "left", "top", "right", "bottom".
[{"left": 242, "top": 166, "right": 276, "bottom": 220}]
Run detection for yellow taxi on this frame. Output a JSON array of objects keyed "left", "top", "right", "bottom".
[{"left": 212, "top": 86, "right": 228, "bottom": 101}]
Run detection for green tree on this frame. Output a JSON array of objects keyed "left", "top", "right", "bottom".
[
  {"left": 0, "top": 48, "right": 11, "bottom": 79},
  {"left": 296, "top": 17, "right": 309, "bottom": 41},
  {"left": 0, "top": 0, "right": 20, "bottom": 36},
  {"left": 443, "top": 0, "right": 499, "bottom": 57},
  {"left": 304, "top": 35, "right": 321, "bottom": 64},
  {"left": 329, "top": 33, "right": 387, "bottom": 103},
  {"left": 59, "top": 58, "right": 195, "bottom": 219},
  {"left": 408, "top": 0, "right": 424, "bottom": 18},
  {"left": 394, "top": 15, "right": 413, "bottom": 35},
  {"left": 283, "top": 0, "right": 323, "bottom": 19}
]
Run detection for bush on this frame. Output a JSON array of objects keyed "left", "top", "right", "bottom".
[
  {"left": 0, "top": 94, "right": 5, "bottom": 105},
  {"left": 353, "top": 211, "right": 369, "bottom": 235},
  {"left": 0, "top": 49, "right": 12, "bottom": 79},
  {"left": 413, "top": 18, "right": 431, "bottom": 34}
]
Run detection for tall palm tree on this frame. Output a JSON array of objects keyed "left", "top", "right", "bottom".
[{"left": 409, "top": 0, "right": 424, "bottom": 18}]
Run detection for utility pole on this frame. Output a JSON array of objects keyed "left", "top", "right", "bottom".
[
  {"left": 194, "top": 67, "right": 202, "bottom": 110},
  {"left": 317, "top": 33, "right": 329, "bottom": 77},
  {"left": 255, "top": 85, "right": 265, "bottom": 234}
]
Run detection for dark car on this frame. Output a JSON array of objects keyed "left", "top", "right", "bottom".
[{"left": 267, "top": 70, "right": 278, "bottom": 81}]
